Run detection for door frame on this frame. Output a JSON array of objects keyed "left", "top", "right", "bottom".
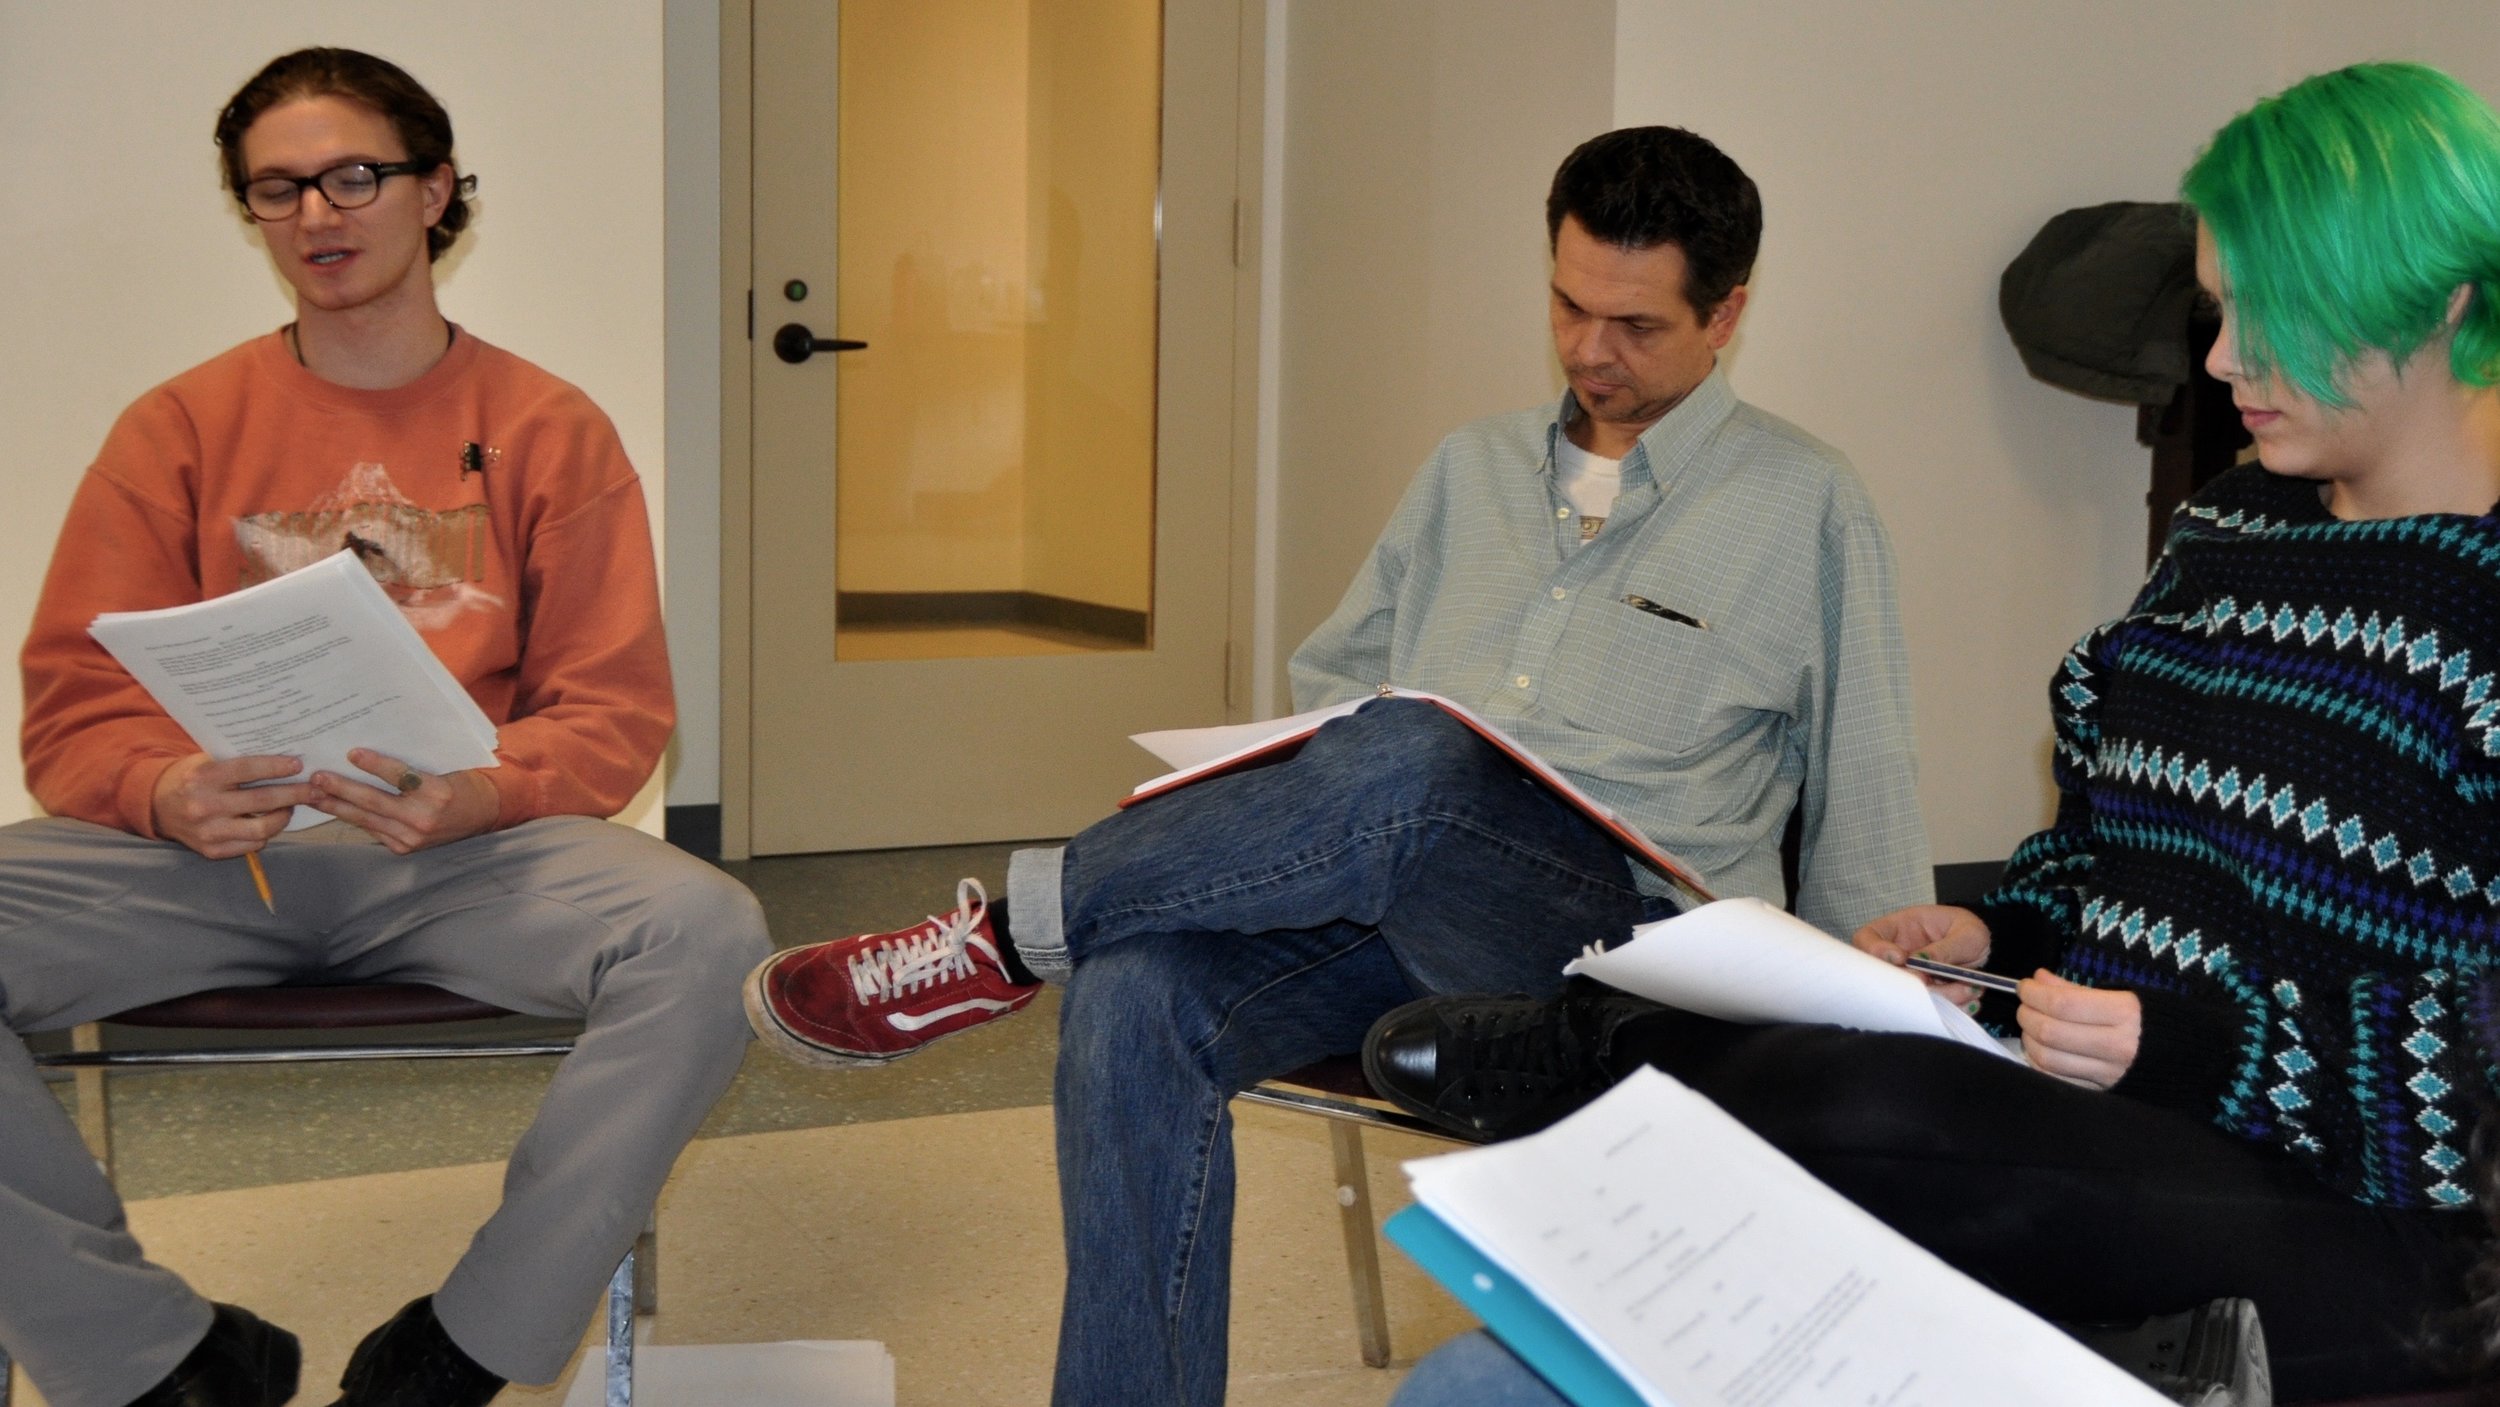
[{"left": 713, "top": 0, "right": 1268, "bottom": 861}]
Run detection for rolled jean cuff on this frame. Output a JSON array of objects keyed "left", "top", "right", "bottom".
[{"left": 1006, "top": 845, "right": 1072, "bottom": 982}]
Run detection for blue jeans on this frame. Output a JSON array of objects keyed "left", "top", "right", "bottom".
[
  {"left": 1034, "top": 700, "right": 1673, "bottom": 1407},
  {"left": 1391, "top": 1332, "right": 1570, "bottom": 1407}
]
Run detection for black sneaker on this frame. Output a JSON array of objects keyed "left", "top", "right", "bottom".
[
  {"left": 1363, "top": 983, "right": 1663, "bottom": 1141},
  {"left": 324, "top": 1296, "right": 504, "bottom": 1407},
  {"left": 128, "top": 1303, "right": 300, "bottom": 1407}
]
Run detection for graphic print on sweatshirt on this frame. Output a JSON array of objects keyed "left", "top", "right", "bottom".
[{"left": 233, "top": 460, "right": 503, "bottom": 630}]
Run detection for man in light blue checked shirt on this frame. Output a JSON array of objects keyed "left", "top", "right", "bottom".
[{"left": 745, "top": 125, "right": 1932, "bottom": 1407}]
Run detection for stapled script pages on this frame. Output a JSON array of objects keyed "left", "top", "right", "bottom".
[
  {"left": 1404, "top": 1067, "right": 2166, "bottom": 1406},
  {"left": 87, "top": 550, "right": 498, "bottom": 829}
]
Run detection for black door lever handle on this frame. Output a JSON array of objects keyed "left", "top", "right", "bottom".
[{"left": 773, "top": 323, "right": 868, "bottom": 364}]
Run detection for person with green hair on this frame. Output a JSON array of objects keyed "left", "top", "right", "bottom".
[
  {"left": 1371, "top": 60, "right": 2500, "bottom": 1405},
  {"left": 2184, "top": 61, "right": 2500, "bottom": 510}
]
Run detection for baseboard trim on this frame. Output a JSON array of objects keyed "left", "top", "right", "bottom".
[{"left": 665, "top": 804, "right": 722, "bottom": 861}]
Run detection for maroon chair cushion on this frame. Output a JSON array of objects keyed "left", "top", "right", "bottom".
[{"left": 103, "top": 984, "right": 517, "bottom": 1030}]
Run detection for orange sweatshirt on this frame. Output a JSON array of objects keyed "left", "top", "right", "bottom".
[{"left": 22, "top": 328, "right": 674, "bottom": 836}]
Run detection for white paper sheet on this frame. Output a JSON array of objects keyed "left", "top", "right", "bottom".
[
  {"left": 1128, "top": 687, "right": 1711, "bottom": 895},
  {"left": 87, "top": 551, "right": 500, "bottom": 828},
  {"left": 1565, "top": 898, "right": 2018, "bottom": 1063},
  {"left": 1406, "top": 1068, "right": 2165, "bottom": 1406},
  {"left": 557, "top": 1340, "right": 895, "bottom": 1407},
  {"left": 1129, "top": 696, "right": 1366, "bottom": 774}
]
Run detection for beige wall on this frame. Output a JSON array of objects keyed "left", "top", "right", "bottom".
[
  {"left": 689, "top": 0, "right": 2500, "bottom": 829},
  {"left": 1258, "top": 1, "right": 2500, "bottom": 867},
  {"left": 2280, "top": 0, "right": 2500, "bottom": 92},
  {"left": 1609, "top": 0, "right": 2500, "bottom": 862},
  {"left": 19, "top": 3, "right": 2496, "bottom": 839},
  {"left": 1270, "top": 0, "right": 1618, "bottom": 692},
  {"left": 1610, "top": 0, "right": 2268, "bottom": 863},
  {"left": 0, "top": 3, "right": 668, "bottom": 831}
]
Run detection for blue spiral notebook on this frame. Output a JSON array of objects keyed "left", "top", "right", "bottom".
[{"left": 1383, "top": 1204, "right": 1647, "bottom": 1407}]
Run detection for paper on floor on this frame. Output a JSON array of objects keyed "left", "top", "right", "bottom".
[{"left": 558, "top": 1340, "right": 895, "bottom": 1407}]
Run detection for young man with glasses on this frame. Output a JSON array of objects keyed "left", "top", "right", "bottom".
[{"left": 0, "top": 47, "right": 767, "bottom": 1407}]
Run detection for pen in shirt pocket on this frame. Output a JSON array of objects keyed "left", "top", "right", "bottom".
[{"left": 1621, "top": 594, "right": 1709, "bottom": 631}]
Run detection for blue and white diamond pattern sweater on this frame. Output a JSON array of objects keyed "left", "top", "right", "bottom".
[{"left": 1970, "top": 464, "right": 2500, "bottom": 1210}]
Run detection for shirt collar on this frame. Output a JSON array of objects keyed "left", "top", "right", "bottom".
[{"left": 1542, "top": 364, "right": 1737, "bottom": 488}]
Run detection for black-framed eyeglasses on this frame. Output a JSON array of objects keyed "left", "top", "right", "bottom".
[{"left": 239, "top": 161, "right": 432, "bottom": 221}]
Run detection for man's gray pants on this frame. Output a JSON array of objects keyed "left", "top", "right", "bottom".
[{"left": 0, "top": 815, "right": 770, "bottom": 1407}]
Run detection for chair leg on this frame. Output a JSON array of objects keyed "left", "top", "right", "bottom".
[
  {"left": 604, "top": 1248, "right": 635, "bottom": 1407},
  {"left": 1326, "top": 1120, "right": 1393, "bottom": 1369},
  {"left": 633, "top": 1211, "right": 658, "bottom": 1315},
  {"left": 71, "top": 1022, "right": 112, "bottom": 1175}
]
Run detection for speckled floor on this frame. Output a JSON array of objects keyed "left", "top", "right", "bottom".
[
  {"left": 8, "top": 1105, "right": 1470, "bottom": 1407},
  {"left": 17, "top": 843, "right": 1474, "bottom": 1405},
  {"left": 44, "top": 843, "right": 1061, "bottom": 1202}
]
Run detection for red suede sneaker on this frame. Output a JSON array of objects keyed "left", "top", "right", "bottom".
[{"left": 744, "top": 878, "right": 1038, "bottom": 1068}]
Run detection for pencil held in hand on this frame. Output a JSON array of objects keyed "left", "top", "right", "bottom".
[
  {"left": 1903, "top": 954, "right": 2018, "bottom": 995},
  {"left": 244, "top": 852, "right": 275, "bottom": 914}
]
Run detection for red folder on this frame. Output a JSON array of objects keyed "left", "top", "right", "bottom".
[{"left": 1122, "top": 687, "right": 1715, "bottom": 900}]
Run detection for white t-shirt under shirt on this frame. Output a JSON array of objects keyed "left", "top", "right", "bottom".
[{"left": 1553, "top": 435, "right": 1623, "bottom": 544}]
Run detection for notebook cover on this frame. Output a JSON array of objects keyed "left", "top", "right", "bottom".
[{"left": 1384, "top": 1204, "right": 1651, "bottom": 1407}]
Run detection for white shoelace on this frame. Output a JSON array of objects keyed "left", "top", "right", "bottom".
[{"left": 848, "top": 878, "right": 994, "bottom": 1006}]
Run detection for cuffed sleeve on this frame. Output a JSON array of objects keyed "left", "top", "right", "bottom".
[
  {"left": 2111, "top": 985, "right": 2248, "bottom": 1117},
  {"left": 1789, "top": 486, "right": 1931, "bottom": 937}
]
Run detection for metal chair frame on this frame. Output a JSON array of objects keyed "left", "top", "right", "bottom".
[
  {"left": 2, "top": 985, "right": 652, "bottom": 1407},
  {"left": 1235, "top": 1059, "right": 1472, "bottom": 1369}
]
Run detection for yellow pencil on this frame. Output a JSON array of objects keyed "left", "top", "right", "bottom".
[{"left": 243, "top": 852, "right": 276, "bottom": 914}]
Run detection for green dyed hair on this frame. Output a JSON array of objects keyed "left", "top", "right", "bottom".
[{"left": 2181, "top": 62, "right": 2500, "bottom": 407}]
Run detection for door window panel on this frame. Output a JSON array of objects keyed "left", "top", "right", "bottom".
[{"left": 832, "top": 0, "right": 1163, "bottom": 661}]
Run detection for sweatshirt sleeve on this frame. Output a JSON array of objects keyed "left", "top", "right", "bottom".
[
  {"left": 479, "top": 415, "right": 674, "bottom": 827},
  {"left": 20, "top": 402, "right": 214, "bottom": 835}
]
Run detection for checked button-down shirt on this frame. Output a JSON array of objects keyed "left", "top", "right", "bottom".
[{"left": 1289, "top": 367, "right": 1931, "bottom": 936}]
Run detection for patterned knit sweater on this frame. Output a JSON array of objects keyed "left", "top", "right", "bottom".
[{"left": 1970, "top": 464, "right": 2500, "bottom": 1210}]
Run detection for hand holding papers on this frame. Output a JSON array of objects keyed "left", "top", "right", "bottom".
[
  {"left": 1128, "top": 689, "right": 1591, "bottom": 806},
  {"left": 1393, "top": 1067, "right": 2169, "bottom": 1406},
  {"left": 1128, "top": 696, "right": 1369, "bottom": 777},
  {"left": 88, "top": 551, "right": 500, "bottom": 831},
  {"left": 1566, "top": 898, "right": 2021, "bottom": 1064}
]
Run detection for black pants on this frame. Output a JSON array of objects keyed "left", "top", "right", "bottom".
[{"left": 1613, "top": 1014, "right": 2485, "bottom": 1402}]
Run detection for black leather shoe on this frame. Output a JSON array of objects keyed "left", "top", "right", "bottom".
[
  {"left": 323, "top": 1297, "right": 504, "bottom": 1407},
  {"left": 1363, "top": 983, "right": 1663, "bottom": 1141},
  {"left": 127, "top": 1303, "right": 300, "bottom": 1407}
]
